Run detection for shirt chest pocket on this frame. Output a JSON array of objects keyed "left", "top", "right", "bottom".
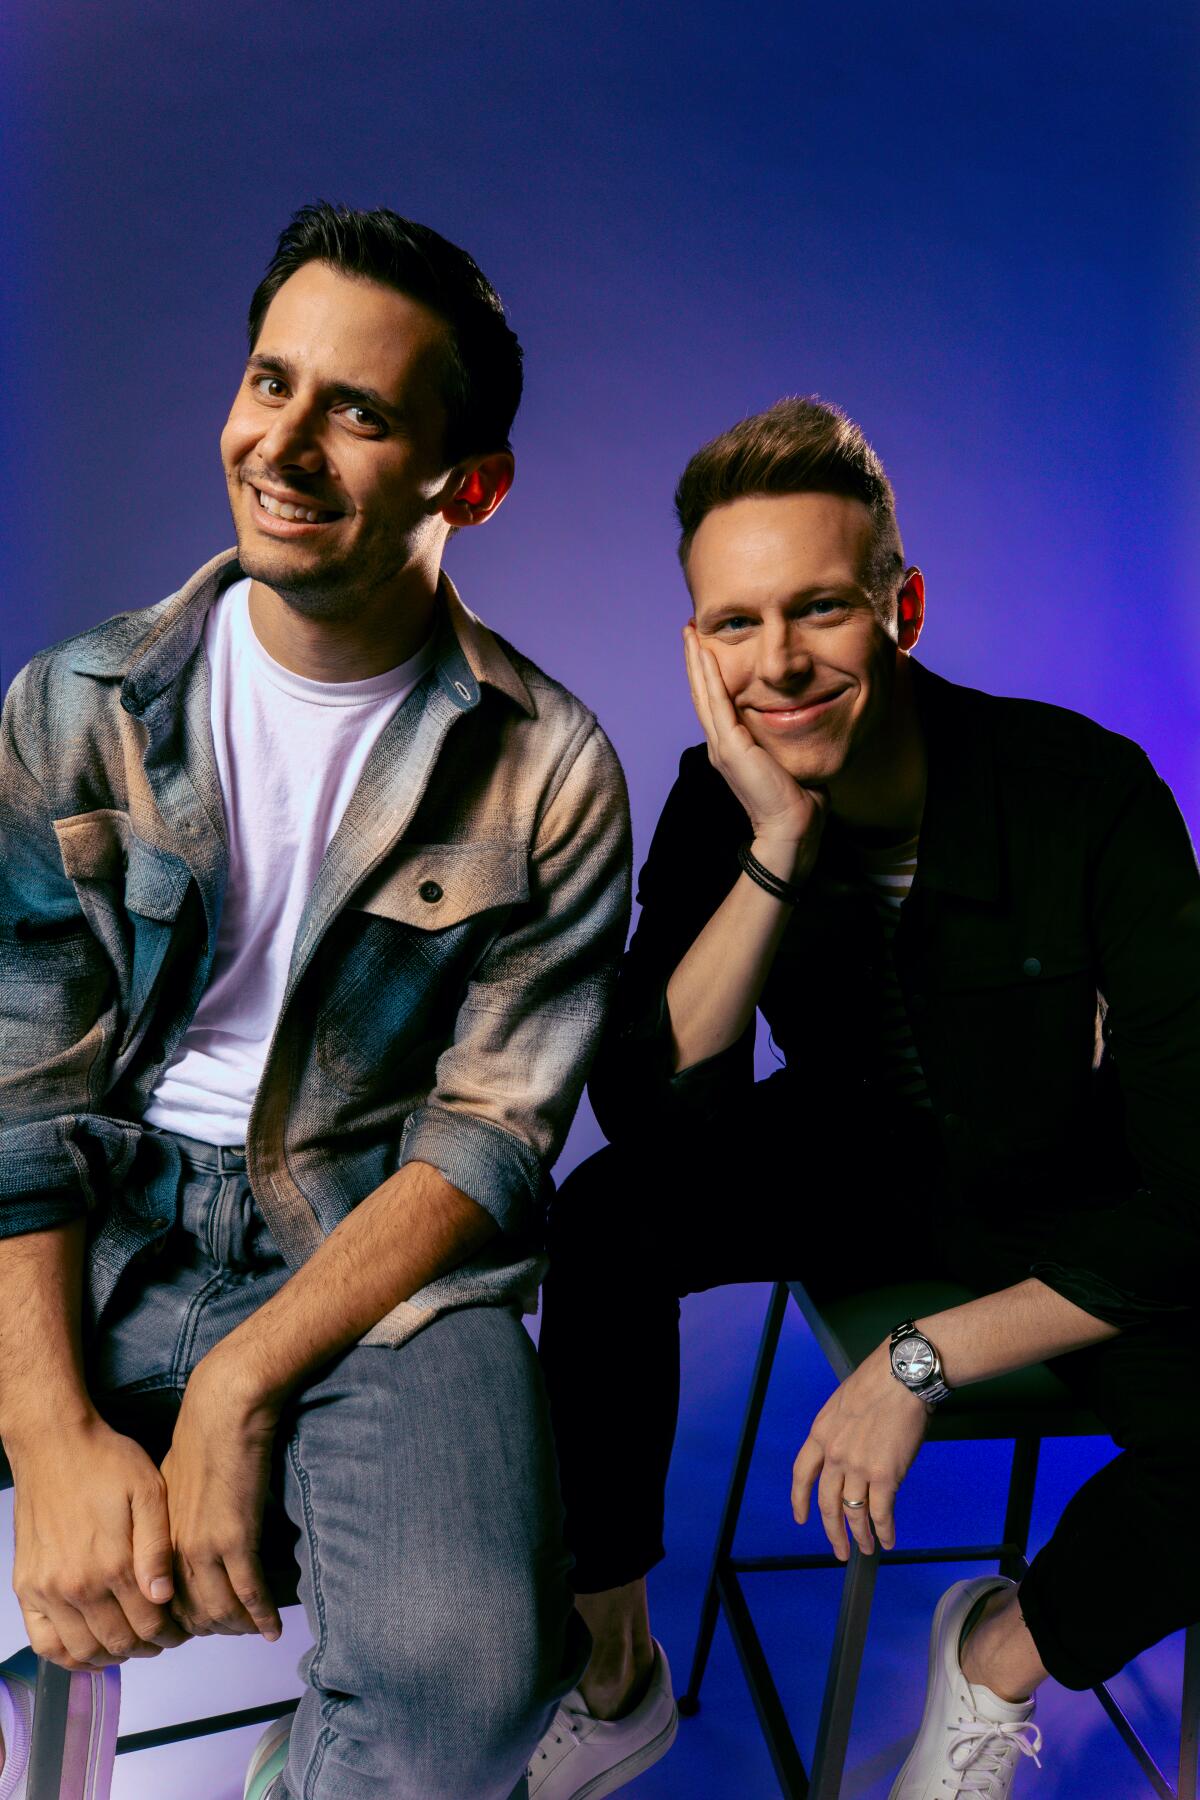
[
  {"left": 928, "top": 937, "right": 1103, "bottom": 1097},
  {"left": 53, "top": 810, "right": 193, "bottom": 1045},
  {"left": 315, "top": 843, "right": 529, "bottom": 1093}
]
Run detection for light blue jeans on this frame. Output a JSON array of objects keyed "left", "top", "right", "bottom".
[{"left": 91, "top": 1130, "right": 584, "bottom": 1799}]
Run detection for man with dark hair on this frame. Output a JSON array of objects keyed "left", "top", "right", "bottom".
[
  {"left": 0, "top": 202, "right": 630, "bottom": 1800},
  {"left": 528, "top": 396, "right": 1199, "bottom": 1798}
]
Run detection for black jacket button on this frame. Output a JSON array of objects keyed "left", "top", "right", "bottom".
[
  {"left": 1022, "top": 956, "right": 1042, "bottom": 977},
  {"left": 419, "top": 880, "right": 443, "bottom": 904}
]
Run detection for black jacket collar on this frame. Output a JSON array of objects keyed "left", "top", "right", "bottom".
[{"left": 909, "top": 660, "right": 1004, "bottom": 905}]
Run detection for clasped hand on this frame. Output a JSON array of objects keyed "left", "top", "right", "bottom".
[
  {"left": 10, "top": 1352, "right": 282, "bottom": 1671},
  {"left": 791, "top": 1345, "right": 931, "bottom": 1560},
  {"left": 160, "top": 1353, "right": 283, "bottom": 1645}
]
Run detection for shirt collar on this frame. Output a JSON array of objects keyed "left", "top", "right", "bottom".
[
  {"left": 908, "top": 658, "right": 1004, "bottom": 904},
  {"left": 68, "top": 548, "right": 536, "bottom": 720}
]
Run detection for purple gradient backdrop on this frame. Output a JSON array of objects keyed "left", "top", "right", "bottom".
[{"left": 2, "top": 4, "right": 1198, "bottom": 1795}]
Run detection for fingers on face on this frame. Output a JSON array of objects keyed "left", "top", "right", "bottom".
[
  {"left": 683, "top": 628, "right": 715, "bottom": 742},
  {"left": 697, "top": 636, "right": 739, "bottom": 736},
  {"left": 684, "top": 625, "right": 741, "bottom": 752}
]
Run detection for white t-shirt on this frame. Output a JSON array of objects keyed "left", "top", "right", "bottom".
[{"left": 144, "top": 577, "right": 434, "bottom": 1145}]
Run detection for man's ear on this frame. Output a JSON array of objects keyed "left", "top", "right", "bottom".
[
  {"left": 439, "top": 453, "right": 515, "bottom": 529},
  {"left": 897, "top": 568, "right": 925, "bottom": 651}
]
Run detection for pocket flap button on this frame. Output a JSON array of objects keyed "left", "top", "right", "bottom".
[
  {"left": 1022, "top": 956, "right": 1042, "bottom": 977},
  {"left": 419, "top": 880, "right": 444, "bottom": 904}
]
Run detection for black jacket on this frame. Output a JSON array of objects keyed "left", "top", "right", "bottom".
[{"left": 589, "top": 662, "right": 1200, "bottom": 1324}]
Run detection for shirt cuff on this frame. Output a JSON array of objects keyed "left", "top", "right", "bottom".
[
  {"left": 0, "top": 1114, "right": 142, "bottom": 1237},
  {"left": 398, "top": 1103, "right": 545, "bottom": 1238},
  {"left": 1029, "top": 1187, "right": 1197, "bottom": 1324}
]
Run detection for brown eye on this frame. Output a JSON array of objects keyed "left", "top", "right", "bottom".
[{"left": 340, "top": 405, "right": 386, "bottom": 435}]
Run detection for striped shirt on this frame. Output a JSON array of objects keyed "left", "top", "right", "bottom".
[{"left": 854, "top": 834, "right": 933, "bottom": 1110}]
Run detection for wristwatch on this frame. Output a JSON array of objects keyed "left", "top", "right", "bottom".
[{"left": 888, "top": 1319, "right": 952, "bottom": 1407}]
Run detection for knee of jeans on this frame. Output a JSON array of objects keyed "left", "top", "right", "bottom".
[{"left": 327, "top": 1578, "right": 565, "bottom": 1790}]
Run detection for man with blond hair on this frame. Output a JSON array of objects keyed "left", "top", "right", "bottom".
[{"left": 529, "top": 397, "right": 1199, "bottom": 1800}]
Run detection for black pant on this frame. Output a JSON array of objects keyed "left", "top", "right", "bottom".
[{"left": 539, "top": 1076, "right": 1200, "bottom": 1691}]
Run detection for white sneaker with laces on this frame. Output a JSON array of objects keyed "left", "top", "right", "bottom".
[
  {"left": 527, "top": 1638, "right": 678, "bottom": 1800},
  {"left": 889, "top": 1578, "right": 1043, "bottom": 1799}
]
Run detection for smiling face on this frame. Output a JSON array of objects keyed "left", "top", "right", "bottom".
[
  {"left": 220, "top": 260, "right": 458, "bottom": 615},
  {"left": 688, "top": 492, "right": 920, "bottom": 787}
]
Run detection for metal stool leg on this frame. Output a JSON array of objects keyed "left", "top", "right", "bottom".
[
  {"left": 808, "top": 1544, "right": 881, "bottom": 1800},
  {"left": 26, "top": 1659, "right": 71, "bottom": 1800},
  {"left": 1179, "top": 1622, "right": 1200, "bottom": 1800},
  {"left": 680, "top": 1281, "right": 789, "bottom": 1713},
  {"left": 998, "top": 1437, "right": 1040, "bottom": 1581}
]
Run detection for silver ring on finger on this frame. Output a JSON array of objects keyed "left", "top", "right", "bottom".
[{"left": 842, "top": 1497, "right": 869, "bottom": 1510}]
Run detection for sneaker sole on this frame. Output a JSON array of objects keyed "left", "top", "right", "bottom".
[
  {"left": 544, "top": 1705, "right": 679, "bottom": 1800},
  {"left": 54, "top": 1666, "right": 120, "bottom": 1800},
  {"left": 242, "top": 1710, "right": 293, "bottom": 1799},
  {"left": 887, "top": 1579, "right": 1009, "bottom": 1800}
]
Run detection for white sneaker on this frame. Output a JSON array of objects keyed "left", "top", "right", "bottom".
[
  {"left": 889, "top": 1578, "right": 1043, "bottom": 1799},
  {"left": 527, "top": 1639, "right": 678, "bottom": 1799},
  {"left": 0, "top": 1648, "right": 120, "bottom": 1800},
  {"left": 243, "top": 1711, "right": 291, "bottom": 1799}
]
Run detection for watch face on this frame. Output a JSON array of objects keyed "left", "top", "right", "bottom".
[{"left": 892, "top": 1336, "right": 935, "bottom": 1384}]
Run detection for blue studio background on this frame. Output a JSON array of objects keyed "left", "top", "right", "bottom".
[{"left": 2, "top": 3, "right": 1197, "bottom": 1794}]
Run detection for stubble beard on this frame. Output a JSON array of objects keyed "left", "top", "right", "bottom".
[{"left": 240, "top": 551, "right": 368, "bottom": 622}]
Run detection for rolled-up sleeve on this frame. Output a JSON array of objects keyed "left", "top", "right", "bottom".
[
  {"left": 1031, "top": 744, "right": 1200, "bottom": 1322},
  {"left": 399, "top": 717, "right": 632, "bottom": 1235},
  {"left": 0, "top": 664, "right": 127, "bottom": 1236}
]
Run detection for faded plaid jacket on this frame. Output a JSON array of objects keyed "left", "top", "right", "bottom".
[{"left": 0, "top": 550, "right": 631, "bottom": 1347}]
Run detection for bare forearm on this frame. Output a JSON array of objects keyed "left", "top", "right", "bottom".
[
  {"left": 666, "top": 838, "right": 800, "bottom": 1071},
  {"left": 201, "top": 1159, "right": 498, "bottom": 1409},
  {"left": 0, "top": 1220, "right": 97, "bottom": 1450},
  {"left": 917, "top": 1278, "right": 1119, "bottom": 1387}
]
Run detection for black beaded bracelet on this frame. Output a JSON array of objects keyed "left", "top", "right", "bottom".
[{"left": 737, "top": 842, "right": 805, "bottom": 906}]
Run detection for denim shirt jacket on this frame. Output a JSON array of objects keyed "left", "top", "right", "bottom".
[
  {"left": 589, "top": 661, "right": 1200, "bottom": 1327},
  {"left": 0, "top": 549, "right": 632, "bottom": 1347}
]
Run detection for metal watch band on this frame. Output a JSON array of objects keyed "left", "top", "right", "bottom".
[{"left": 888, "top": 1319, "right": 952, "bottom": 1407}]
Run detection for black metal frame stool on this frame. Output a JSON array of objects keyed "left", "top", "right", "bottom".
[{"left": 679, "top": 1278, "right": 1200, "bottom": 1800}]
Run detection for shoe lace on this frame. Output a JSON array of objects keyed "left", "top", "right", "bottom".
[
  {"left": 526, "top": 1703, "right": 584, "bottom": 1774},
  {"left": 941, "top": 1716, "right": 1043, "bottom": 1796}
]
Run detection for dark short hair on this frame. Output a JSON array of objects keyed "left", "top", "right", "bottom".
[
  {"left": 675, "top": 396, "right": 904, "bottom": 599},
  {"left": 247, "top": 202, "right": 523, "bottom": 462}
]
